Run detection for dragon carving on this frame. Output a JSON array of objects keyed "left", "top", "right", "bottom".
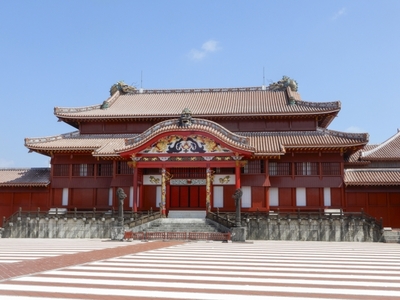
[
  {"left": 268, "top": 76, "right": 298, "bottom": 92},
  {"left": 110, "top": 81, "right": 136, "bottom": 96}
]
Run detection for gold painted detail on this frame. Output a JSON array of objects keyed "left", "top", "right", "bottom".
[
  {"left": 142, "top": 134, "right": 232, "bottom": 154},
  {"left": 219, "top": 175, "right": 230, "bottom": 184},
  {"left": 164, "top": 171, "right": 173, "bottom": 182},
  {"left": 214, "top": 156, "right": 231, "bottom": 161},
  {"left": 127, "top": 161, "right": 136, "bottom": 168},
  {"left": 149, "top": 176, "right": 160, "bottom": 184},
  {"left": 206, "top": 168, "right": 212, "bottom": 212}
]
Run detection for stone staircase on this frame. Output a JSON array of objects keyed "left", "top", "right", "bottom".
[
  {"left": 381, "top": 228, "right": 400, "bottom": 243},
  {"left": 142, "top": 218, "right": 220, "bottom": 233},
  {"left": 130, "top": 211, "right": 228, "bottom": 233},
  {"left": 167, "top": 210, "right": 206, "bottom": 219}
]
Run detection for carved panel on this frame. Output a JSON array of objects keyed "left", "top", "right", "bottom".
[
  {"left": 212, "top": 174, "right": 236, "bottom": 185},
  {"left": 143, "top": 175, "right": 162, "bottom": 185},
  {"left": 141, "top": 135, "right": 232, "bottom": 154}
]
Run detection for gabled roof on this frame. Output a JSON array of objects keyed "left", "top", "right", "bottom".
[
  {"left": 344, "top": 168, "right": 400, "bottom": 186},
  {"left": 54, "top": 87, "right": 340, "bottom": 128},
  {"left": 117, "top": 118, "right": 254, "bottom": 155},
  {"left": 0, "top": 168, "right": 50, "bottom": 187},
  {"left": 360, "top": 130, "right": 400, "bottom": 161}
]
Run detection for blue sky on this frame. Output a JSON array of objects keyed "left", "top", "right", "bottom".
[{"left": 1, "top": 1, "right": 399, "bottom": 168}]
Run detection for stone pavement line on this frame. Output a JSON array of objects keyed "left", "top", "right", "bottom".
[
  {"left": 3, "top": 241, "right": 400, "bottom": 300},
  {"left": 0, "top": 240, "right": 184, "bottom": 281}
]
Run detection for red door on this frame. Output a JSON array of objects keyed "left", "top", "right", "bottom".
[{"left": 170, "top": 186, "right": 206, "bottom": 209}]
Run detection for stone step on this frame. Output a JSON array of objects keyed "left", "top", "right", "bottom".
[
  {"left": 382, "top": 230, "right": 400, "bottom": 243},
  {"left": 146, "top": 226, "right": 218, "bottom": 232},
  {"left": 132, "top": 218, "right": 220, "bottom": 233},
  {"left": 167, "top": 210, "right": 206, "bottom": 219}
]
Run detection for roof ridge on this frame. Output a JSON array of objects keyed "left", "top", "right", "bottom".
[
  {"left": 361, "top": 130, "right": 400, "bottom": 158},
  {"left": 345, "top": 168, "right": 400, "bottom": 172},
  {"left": 319, "top": 128, "right": 369, "bottom": 141},
  {"left": 25, "top": 131, "right": 80, "bottom": 145},
  {"left": 239, "top": 128, "right": 368, "bottom": 140},
  {"left": 54, "top": 89, "right": 121, "bottom": 114},
  {"left": 295, "top": 99, "right": 341, "bottom": 109},
  {"left": 126, "top": 86, "right": 270, "bottom": 94}
]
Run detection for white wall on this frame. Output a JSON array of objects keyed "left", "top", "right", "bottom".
[
  {"left": 108, "top": 188, "right": 113, "bottom": 206},
  {"left": 296, "top": 187, "right": 306, "bottom": 206},
  {"left": 62, "top": 188, "right": 68, "bottom": 206},
  {"left": 213, "top": 186, "right": 224, "bottom": 208},
  {"left": 269, "top": 187, "right": 279, "bottom": 206},
  {"left": 129, "top": 187, "right": 133, "bottom": 207},
  {"left": 241, "top": 186, "right": 251, "bottom": 208},
  {"left": 324, "top": 187, "right": 331, "bottom": 206}
]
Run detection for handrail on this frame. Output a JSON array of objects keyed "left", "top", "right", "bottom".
[
  {"left": 127, "top": 211, "right": 161, "bottom": 227},
  {"left": 206, "top": 211, "right": 236, "bottom": 228}
]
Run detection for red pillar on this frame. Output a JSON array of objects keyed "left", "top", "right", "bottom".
[
  {"left": 265, "top": 160, "right": 270, "bottom": 212},
  {"left": 235, "top": 161, "right": 241, "bottom": 189},
  {"left": 139, "top": 182, "right": 143, "bottom": 210},
  {"left": 133, "top": 167, "right": 138, "bottom": 212},
  {"left": 165, "top": 168, "right": 170, "bottom": 215}
]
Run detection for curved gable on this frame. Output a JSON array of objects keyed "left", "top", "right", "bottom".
[{"left": 117, "top": 118, "right": 254, "bottom": 158}]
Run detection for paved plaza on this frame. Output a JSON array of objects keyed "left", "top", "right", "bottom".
[{"left": 0, "top": 239, "right": 400, "bottom": 299}]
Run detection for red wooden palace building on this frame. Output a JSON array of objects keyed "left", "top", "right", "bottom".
[{"left": 1, "top": 78, "right": 400, "bottom": 227}]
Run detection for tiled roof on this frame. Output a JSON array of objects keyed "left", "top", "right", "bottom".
[
  {"left": 0, "top": 168, "right": 50, "bottom": 187},
  {"left": 244, "top": 128, "right": 368, "bottom": 155},
  {"left": 54, "top": 88, "right": 340, "bottom": 121},
  {"left": 345, "top": 144, "right": 377, "bottom": 164},
  {"left": 25, "top": 131, "right": 132, "bottom": 156},
  {"left": 25, "top": 124, "right": 368, "bottom": 158},
  {"left": 344, "top": 169, "right": 400, "bottom": 186},
  {"left": 360, "top": 130, "right": 400, "bottom": 161}
]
